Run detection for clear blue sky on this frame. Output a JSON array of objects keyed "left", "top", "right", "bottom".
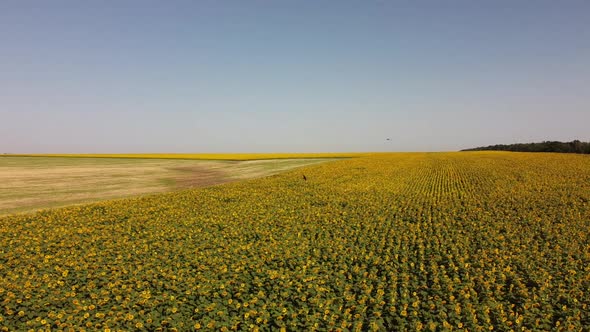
[{"left": 1, "top": 1, "right": 589, "bottom": 153}]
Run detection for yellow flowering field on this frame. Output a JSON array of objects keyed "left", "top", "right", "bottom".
[
  {"left": 1, "top": 152, "right": 589, "bottom": 331},
  {"left": 5, "top": 153, "right": 368, "bottom": 161}
]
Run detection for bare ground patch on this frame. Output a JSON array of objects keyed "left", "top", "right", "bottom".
[
  {"left": 170, "top": 165, "right": 234, "bottom": 188},
  {"left": 0, "top": 157, "right": 333, "bottom": 215}
]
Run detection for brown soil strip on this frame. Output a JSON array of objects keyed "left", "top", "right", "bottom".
[{"left": 170, "top": 165, "right": 235, "bottom": 189}]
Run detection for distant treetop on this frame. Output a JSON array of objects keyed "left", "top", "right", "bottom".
[{"left": 462, "top": 140, "right": 590, "bottom": 154}]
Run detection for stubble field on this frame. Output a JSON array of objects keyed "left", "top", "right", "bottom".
[
  {"left": 0, "top": 152, "right": 589, "bottom": 331},
  {"left": 0, "top": 156, "right": 331, "bottom": 215}
]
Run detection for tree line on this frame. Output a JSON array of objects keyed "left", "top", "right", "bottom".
[{"left": 462, "top": 140, "right": 590, "bottom": 154}]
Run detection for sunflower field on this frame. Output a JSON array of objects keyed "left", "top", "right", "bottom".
[
  {"left": 1, "top": 152, "right": 589, "bottom": 331},
  {"left": 5, "top": 153, "right": 368, "bottom": 161}
]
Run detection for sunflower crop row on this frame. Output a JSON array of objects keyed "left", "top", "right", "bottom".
[{"left": 1, "top": 152, "right": 589, "bottom": 331}]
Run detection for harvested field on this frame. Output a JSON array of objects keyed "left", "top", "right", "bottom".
[{"left": 0, "top": 156, "right": 331, "bottom": 215}]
